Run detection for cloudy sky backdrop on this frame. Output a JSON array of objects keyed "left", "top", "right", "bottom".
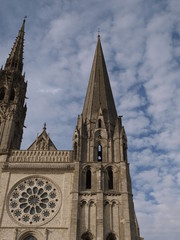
[{"left": 0, "top": 0, "right": 180, "bottom": 239}]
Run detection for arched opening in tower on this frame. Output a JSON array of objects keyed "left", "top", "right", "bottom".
[
  {"left": 74, "top": 142, "right": 77, "bottom": 160},
  {"left": 108, "top": 168, "right": 113, "bottom": 190},
  {"left": 86, "top": 169, "right": 91, "bottom": 189},
  {"left": 98, "top": 144, "right": 102, "bottom": 161}
]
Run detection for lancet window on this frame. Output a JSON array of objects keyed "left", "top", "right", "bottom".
[
  {"left": 86, "top": 168, "right": 91, "bottom": 189},
  {"left": 74, "top": 142, "right": 77, "bottom": 160},
  {"left": 98, "top": 144, "right": 102, "bottom": 161},
  {"left": 107, "top": 168, "right": 113, "bottom": 189}
]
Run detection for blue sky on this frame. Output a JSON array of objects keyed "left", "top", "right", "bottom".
[{"left": 1, "top": 0, "right": 180, "bottom": 239}]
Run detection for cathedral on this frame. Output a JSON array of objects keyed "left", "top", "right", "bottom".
[{"left": 0, "top": 19, "right": 143, "bottom": 240}]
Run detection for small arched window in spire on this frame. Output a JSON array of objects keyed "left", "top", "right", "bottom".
[
  {"left": 108, "top": 168, "right": 113, "bottom": 190},
  {"left": 10, "top": 88, "right": 15, "bottom": 101},
  {"left": 74, "top": 142, "right": 77, "bottom": 160},
  {"left": 98, "top": 144, "right": 102, "bottom": 161},
  {"left": 98, "top": 119, "right": 101, "bottom": 128},
  {"left": 0, "top": 87, "right": 5, "bottom": 100},
  {"left": 86, "top": 169, "right": 91, "bottom": 189},
  {"left": 123, "top": 142, "right": 127, "bottom": 161}
]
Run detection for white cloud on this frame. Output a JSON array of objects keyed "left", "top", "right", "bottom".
[{"left": 0, "top": 0, "right": 180, "bottom": 239}]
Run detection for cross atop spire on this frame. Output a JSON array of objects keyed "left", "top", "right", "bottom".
[
  {"left": 82, "top": 36, "right": 117, "bottom": 125},
  {"left": 98, "top": 28, "right": 100, "bottom": 38},
  {"left": 5, "top": 18, "right": 26, "bottom": 73}
]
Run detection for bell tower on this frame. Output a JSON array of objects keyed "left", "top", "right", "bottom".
[
  {"left": 0, "top": 19, "right": 27, "bottom": 152},
  {"left": 73, "top": 35, "right": 143, "bottom": 240}
]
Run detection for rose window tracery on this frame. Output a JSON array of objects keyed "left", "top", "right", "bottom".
[{"left": 7, "top": 176, "right": 61, "bottom": 226}]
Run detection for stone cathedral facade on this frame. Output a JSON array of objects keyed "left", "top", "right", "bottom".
[{"left": 0, "top": 20, "right": 143, "bottom": 240}]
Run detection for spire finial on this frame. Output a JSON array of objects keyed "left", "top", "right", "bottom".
[
  {"left": 98, "top": 28, "right": 100, "bottom": 38},
  {"left": 24, "top": 16, "right": 27, "bottom": 23},
  {"left": 43, "top": 122, "right": 47, "bottom": 131}
]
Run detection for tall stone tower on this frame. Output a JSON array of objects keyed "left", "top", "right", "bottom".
[{"left": 0, "top": 21, "right": 143, "bottom": 240}]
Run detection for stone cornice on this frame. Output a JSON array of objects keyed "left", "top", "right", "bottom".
[{"left": 2, "top": 162, "right": 75, "bottom": 170}]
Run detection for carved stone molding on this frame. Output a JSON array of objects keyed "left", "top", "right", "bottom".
[
  {"left": 104, "top": 192, "right": 121, "bottom": 196},
  {"left": 79, "top": 191, "right": 97, "bottom": 196},
  {"left": 3, "top": 162, "right": 75, "bottom": 170}
]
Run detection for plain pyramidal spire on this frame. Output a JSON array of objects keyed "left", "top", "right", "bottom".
[
  {"left": 5, "top": 17, "right": 26, "bottom": 73},
  {"left": 82, "top": 35, "right": 117, "bottom": 125}
]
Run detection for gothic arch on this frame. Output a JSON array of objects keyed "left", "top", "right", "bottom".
[
  {"left": 104, "top": 164, "right": 119, "bottom": 191},
  {"left": 104, "top": 199, "right": 111, "bottom": 206},
  {"left": 120, "top": 127, "right": 128, "bottom": 162},
  {"left": 107, "top": 166, "right": 114, "bottom": 189},
  {"left": 104, "top": 166, "right": 114, "bottom": 190},
  {"left": 80, "top": 199, "right": 88, "bottom": 207},
  {"left": 86, "top": 168, "right": 91, "bottom": 189},
  {"left": 81, "top": 166, "right": 94, "bottom": 190},
  {"left": 93, "top": 128, "right": 107, "bottom": 162},
  {"left": 88, "top": 199, "right": 96, "bottom": 207},
  {"left": 73, "top": 128, "right": 79, "bottom": 160},
  {"left": 111, "top": 199, "right": 120, "bottom": 206},
  {"left": 18, "top": 230, "right": 43, "bottom": 240},
  {"left": 73, "top": 141, "right": 78, "bottom": 160}
]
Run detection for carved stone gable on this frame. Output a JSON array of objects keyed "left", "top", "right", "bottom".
[{"left": 28, "top": 124, "right": 57, "bottom": 151}]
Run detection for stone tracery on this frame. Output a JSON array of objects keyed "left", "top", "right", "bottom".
[{"left": 7, "top": 176, "right": 61, "bottom": 226}]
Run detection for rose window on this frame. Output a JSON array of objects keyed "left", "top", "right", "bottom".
[{"left": 7, "top": 176, "right": 61, "bottom": 226}]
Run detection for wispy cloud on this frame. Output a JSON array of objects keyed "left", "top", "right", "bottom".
[{"left": 0, "top": 1, "right": 180, "bottom": 239}]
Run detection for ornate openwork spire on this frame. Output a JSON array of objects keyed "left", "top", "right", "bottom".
[
  {"left": 5, "top": 18, "right": 26, "bottom": 73},
  {"left": 82, "top": 36, "right": 117, "bottom": 125}
]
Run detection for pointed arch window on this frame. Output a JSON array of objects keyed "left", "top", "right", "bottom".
[
  {"left": 123, "top": 142, "right": 127, "bottom": 161},
  {"left": 98, "top": 144, "right": 102, "bottom": 161},
  {"left": 108, "top": 168, "right": 113, "bottom": 190},
  {"left": 86, "top": 169, "right": 91, "bottom": 189},
  {"left": 74, "top": 142, "right": 77, "bottom": 160}
]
